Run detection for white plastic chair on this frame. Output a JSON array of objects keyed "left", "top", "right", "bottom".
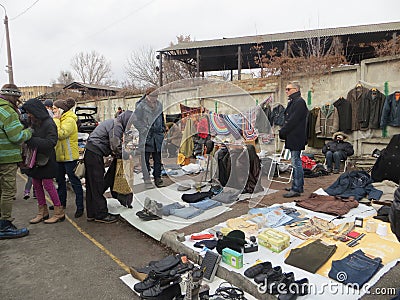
[{"left": 267, "top": 147, "right": 294, "bottom": 183}]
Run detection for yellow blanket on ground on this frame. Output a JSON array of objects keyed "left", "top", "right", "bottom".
[{"left": 285, "top": 217, "right": 400, "bottom": 277}]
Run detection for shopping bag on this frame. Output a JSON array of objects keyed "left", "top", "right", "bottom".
[
  {"left": 74, "top": 159, "right": 85, "bottom": 179},
  {"left": 113, "top": 159, "right": 132, "bottom": 194},
  {"left": 20, "top": 145, "right": 37, "bottom": 169}
]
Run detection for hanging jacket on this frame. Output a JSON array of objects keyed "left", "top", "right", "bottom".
[
  {"left": 315, "top": 104, "right": 339, "bottom": 138},
  {"left": 380, "top": 92, "right": 400, "bottom": 128},
  {"left": 346, "top": 85, "right": 369, "bottom": 131},
  {"left": 324, "top": 170, "right": 383, "bottom": 201},
  {"left": 358, "top": 89, "right": 385, "bottom": 129},
  {"left": 371, "top": 134, "right": 400, "bottom": 184},
  {"left": 333, "top": 97, "right": 352, "bottom": 133},
  {"left": 271, "top": 104, "right": 285, "bottom": 126},
  {"left": 54, "top": 109, "right": 79, "bottom": 162}
]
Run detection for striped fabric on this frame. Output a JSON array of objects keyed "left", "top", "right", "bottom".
[{"left": 0, "top": 99, "right": 32, "bottom": 163}]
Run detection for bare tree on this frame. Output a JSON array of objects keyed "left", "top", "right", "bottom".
[
  {"left": 71, "top": 51, "right": 113, "bottom": 85},
  {"left": 124, "top": 35, "right": 196, "bottom": 89},
  {"left": 56, "top": 70, "right": 74, "bottom": 85},
  {"left": 125, "top": 46, "right": 159, "bottom": 88}
]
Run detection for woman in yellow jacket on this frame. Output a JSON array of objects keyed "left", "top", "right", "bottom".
[{"left": 53, "top": 98, "right": 84, "bottom": 218}]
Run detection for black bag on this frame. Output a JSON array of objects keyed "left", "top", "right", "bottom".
[
  {"left": 389, "top": 187, "right": 400, "bottom": 242},
  {"left": 371, "top": 134, "right": 400, "bottom": 183}
]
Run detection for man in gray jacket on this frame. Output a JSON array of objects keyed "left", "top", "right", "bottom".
[
  {"left": 84, "top": 110, "right": 133, "bottom": 223},
  {"left": 133, "top": 88, "right": 165, "bottom": 188}
]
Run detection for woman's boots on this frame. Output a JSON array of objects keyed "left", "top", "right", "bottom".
[
  {"left": 30, "top": 205, "right": 49, "bottom": 224},
  {"left": 44, "top": 206, "right": 65, "bottom": 224}
]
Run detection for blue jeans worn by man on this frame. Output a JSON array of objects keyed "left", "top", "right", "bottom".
[
  {"left": 325, "top": 150, "right": 346, "bottom": 173},
  {"left": 290, "top": 150, "right": 304, "bottom": 194}
]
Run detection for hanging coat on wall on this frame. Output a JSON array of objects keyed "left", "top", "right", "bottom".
[
  {"left": 380, "top": 92, "right": 400, "bottom": 128},
  {"left": 333, "top": 97, "right": 352, "bottom": 133},
  {"left": 315, "top": 104, "right": 339, "bottom": 138},
  {"left": 307, "top": 107, "right": 325, "bottom": 148},
  {"left": 358, "top": 89, "right": 386, "bottom": 130},
  {"left": 346, "top": 85, "right": 369, "bottom": 131},
  {"left": 371, "top": 134, "right": 400, "bottom": 184}
]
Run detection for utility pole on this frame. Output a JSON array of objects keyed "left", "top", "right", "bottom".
[{"left": 0, "top": 4, "right": 14, "bottom": 84}]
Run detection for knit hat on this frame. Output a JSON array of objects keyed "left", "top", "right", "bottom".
[
  {"left": 44, "top": 99, "right": 53, "bottom": 107},
  {"left": 0, "top": 83, "right": 21, "bottom": 97},
  {"left": 53, "top": 98, "right": 76, "bottom": 112}
]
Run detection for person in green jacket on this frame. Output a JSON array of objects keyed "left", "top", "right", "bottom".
[{"left": 0, "top": 83, "right": 33, "bottom": 239}]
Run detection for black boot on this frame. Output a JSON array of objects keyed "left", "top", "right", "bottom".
[
  {"left": 0, "top": 220, "right": 29, "bottom": 239},
  {"left": 140, "top": 275, "right": 181, "bottom": 299}
]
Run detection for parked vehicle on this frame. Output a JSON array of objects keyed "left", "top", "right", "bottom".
[{"left": 75, "top": 106, "right": 99, "bottom": 133}]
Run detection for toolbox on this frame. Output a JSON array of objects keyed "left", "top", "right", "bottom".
[{"left": 258, "top": 228, "right": 290, "bottom": 253}]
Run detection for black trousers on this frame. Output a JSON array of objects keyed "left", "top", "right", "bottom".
[
  {"left": 84, "top": 150, "right": 108, "bottom": 219},
  {"left": 142, "top": 151, "right": 162, "bottom": 181}
]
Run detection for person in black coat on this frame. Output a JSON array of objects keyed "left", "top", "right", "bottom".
[
  {"left": 279, "top": 81, "right": 309, "bottom": 198},
  {"left": 322, "top": 131, "right": 354, "bottom": 174},
  {"left": 22, "top": 98, "right": 64, "bottom": 224}
]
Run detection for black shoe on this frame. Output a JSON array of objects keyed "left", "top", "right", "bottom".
[
  {"left": 283, "top": 191, "right": 301, "bottom": 198},
  {"left": 140, "top": 276, "right": 181, "bottom": 299},
  {"left": 94, "top": 214, "right": 118, "bottom": 224},
  {"left": 74, "top": 210, "right": 84, "bottom": 218},
  {"left": 254, "top": 266, "right": 282, "bottom": 285},
  {"left": 244, "top": 261, "right": 272, "bottom": 278},
  {"left": 270, "top": 272, "right": 295, "bottom": 295},
  {"left": 154, "top": 178, "right": 164, "bottom": 188},
  {"left": 0, "top": 220, "right": 29, "bottom": 240},
  {"left": 278, "top": 277, "right": 309, "bottom": 299},
  {"left": 134, "top": 270, "right": 162, "bottom": 293}
]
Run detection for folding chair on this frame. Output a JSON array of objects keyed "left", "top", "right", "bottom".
[
  {"left": 323, "top": 157, "right": 348, "bottom": 173},
  {"left": 267, "top": 147, "right": 294, "bottom": 183}
]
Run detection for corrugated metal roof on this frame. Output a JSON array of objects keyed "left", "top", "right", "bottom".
[
  {"left": 160, "top": 21, "right": 400, "bottom": 52},
  {"left": 64, "top": 82, "right": 121, "bottom": 91}
]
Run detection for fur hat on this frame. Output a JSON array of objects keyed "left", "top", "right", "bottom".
[
  {"left": 53, "top": 98, "right": 76, "bottom": 112},
  {"left": 0, "top": 83, "right": 21, "bottom": 97},
  {"left": 333, "top": 131, "right": 348, "bottom": 140}
]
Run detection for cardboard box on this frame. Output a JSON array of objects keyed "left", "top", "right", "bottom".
[
  {"left": 222, "top": 248, "right": 243, "bottom": 269},
  {"left": 258, "top": 228, "right": 290, "bottom": 253}
]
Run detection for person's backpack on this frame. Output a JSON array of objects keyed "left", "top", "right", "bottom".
[{"left": 389, "top": 187, "right": 400, "bottom": 242}]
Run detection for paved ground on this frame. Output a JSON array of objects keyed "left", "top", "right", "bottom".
[
  {"left": 1, "top": 170, "right": 399, "bottom": 299},
  {"left": 0, "top": 172, "right": 173, "bottom": 300}
]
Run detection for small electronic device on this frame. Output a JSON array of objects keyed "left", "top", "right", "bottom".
[
  {"left": 354, "top": 217, "right": 363, "bottom": 227},
  {"left": 244, "top": 236, "right": 258, "bottom": 253},
  {"left": 200, "top": 250, "right": 221, "bottom": 282}
]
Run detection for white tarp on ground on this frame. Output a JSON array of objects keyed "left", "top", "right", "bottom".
[
  {"left": 120, "top": 273, "right": 258, "bottom": 300},
  {"left": 182, "top": 202, "right": 400, "bottom": 300},
  {"left": 107, "top": 179, "right": 278, "bottom": 241}
]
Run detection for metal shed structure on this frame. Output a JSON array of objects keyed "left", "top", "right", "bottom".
[{"left": 157, "top": 21, "right": 400, "bottom": 86}]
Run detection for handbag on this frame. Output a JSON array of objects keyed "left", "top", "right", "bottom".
[
  {"left": 20, "top": 145, "right": 37, "bottom": 169},
  {"left": 74, "top": 159, "right": 85, "bottom": 179},
  {"left": 113, "top": 159, "right": 132, "bottom": 194},
  {"left": 74, "top": 149, "right": 86, "bottom": 179}
]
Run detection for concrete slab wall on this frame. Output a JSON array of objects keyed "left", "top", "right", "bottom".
[{"left": 80, "top": 55, "right": 400, "bottom": 156}]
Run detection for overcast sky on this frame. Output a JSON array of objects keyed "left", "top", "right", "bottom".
[{"left": 0, "top": 0, "right": 398, "bottom": 87}]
